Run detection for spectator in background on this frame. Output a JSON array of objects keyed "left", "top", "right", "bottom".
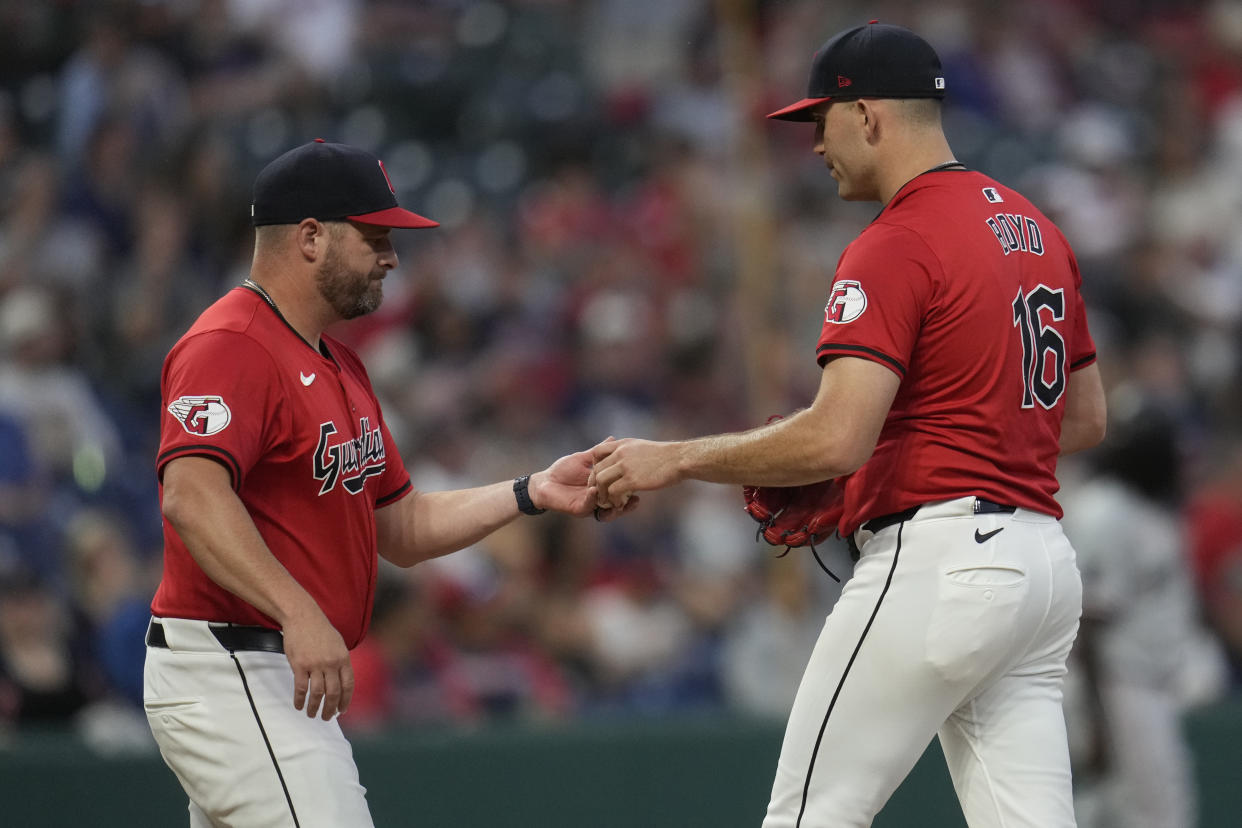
[
  {"left": 1186, "top": 438, "right": 1242, "bottom": 689},
  {"left": 55, "top": 5, "right": 189, "bottom": 173},
  {"left": 432, "top": 567, "right": 574, "bottom": 722},
  {"left": 721, "top": 551, "right": 835, "bottom": 720},
  {"left": 0, "top": 411, "right": 55, "bottom": 578},
  {"left": 346, "top": 560, "right": 576, "bottom": 731},
  {"left": 0, "top": 285, "right": 124, "bottom": 585},
  {"left": 578, "top": 551, "right": 699, "bottom": 712},
  {"left": 530, "top": 498, "right": 711, "bottom": 713},
  {"left": 1061, "top": 389, "right": 1227, "bottom": 828},
  {"left": 64, "top": 509, "right": 154, "bottom": 708},
  {"left": 670, "top": 482, "right": 763, "bottom": 675},
  {"left": 224, "top": 0, "right": 361, "bottom": 87},
  {"left": 0, "top": 284, "right": 123, "bottom": 490},
  {"left": 106, "top": 180, "right": 216, "bottom": 402},
  {"left": 56, "top": 6, "right": 132, "bottom": 168},
  {"left": 342, "top": 573, "right": 453, "bottom": 731},
  {"left": 0, "top": 133, "right": 107, "bottom": 301},
  {"left": 0, "top": 566, "right": 104, "bottom": 727}
]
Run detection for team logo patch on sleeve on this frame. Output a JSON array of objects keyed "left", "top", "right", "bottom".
[
  {"left": 824, "top": 280, "right": 868, "bottom": 324},
  {"left": 167, "top": 395, "right": 232, "bottom": 436}
]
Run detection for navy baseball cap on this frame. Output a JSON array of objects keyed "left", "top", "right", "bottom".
[
  {"left": 251, "top": 139, "right": 438, "bottom": 228},
  {"left": 767, "top": 21, "right": 946, "bottom": 121}
]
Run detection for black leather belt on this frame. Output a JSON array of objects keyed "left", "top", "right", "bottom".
[
  {"left": 848, "top": 499, "right": 1017, "bottom": 560},
  {"left": 862, "top": 498, "right": 1016, "bottom": 534},
  {"left": 861, "top": 504, "right": 923, "bottom": 534},
  {"left": 146, "top": 620, "right": 285, "bottom": 654}
]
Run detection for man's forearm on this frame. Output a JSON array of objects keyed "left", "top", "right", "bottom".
[
  {"left": 387, "top": 482, "right": 521, "bottom": 566},
  {"left": 679, "top": 413, "right": 858, "bottom": 486}
]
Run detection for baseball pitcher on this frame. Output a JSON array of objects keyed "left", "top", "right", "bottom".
[{"left": 591, "top": 21, "right": 1107, "bottom": 828}]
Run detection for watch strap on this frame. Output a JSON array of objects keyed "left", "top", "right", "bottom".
[{"left": 513, "top": 474, "right": 546, "bottom": 516}]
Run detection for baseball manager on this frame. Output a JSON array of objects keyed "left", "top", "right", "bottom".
[{"left": 144, "top": 140, "right": 624, "bottom": 826}]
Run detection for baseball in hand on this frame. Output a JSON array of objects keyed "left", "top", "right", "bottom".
[{"left": 599, "top": 492, "right": 631, "bottom": 510}]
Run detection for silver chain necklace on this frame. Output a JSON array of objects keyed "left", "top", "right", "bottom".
[{"left": 242, "top": 278, "right": 279, "bottom": 312}]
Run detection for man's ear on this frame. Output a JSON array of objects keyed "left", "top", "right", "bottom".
[
  {"left": 295, "top": 218, "right": 326, "bottom": 262},
  {"left": 856, "top": 99, "right": 879, "bottom": 141},
  {"left": 859, "top": 98, "right": 879, "bottom": 135}
]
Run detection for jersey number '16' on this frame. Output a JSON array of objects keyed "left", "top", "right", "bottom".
[{"left": 1012, "top": 285, "right": 1066, "bottom": 409}]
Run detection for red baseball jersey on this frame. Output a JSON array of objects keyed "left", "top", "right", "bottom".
[
  {"left": 817, "top": 170, "right": 1096, "bottom": 536},
  {"left": 152, "top": 287, "right": 412, "bottom": 647}
]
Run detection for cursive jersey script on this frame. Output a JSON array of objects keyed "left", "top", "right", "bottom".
[{"left": 313, "top": 417, "right": 387, "bottom": 495}]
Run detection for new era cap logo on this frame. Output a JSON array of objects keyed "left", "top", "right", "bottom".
[{"left": 838, "top": 75, "right": 852, "bottom": 88}]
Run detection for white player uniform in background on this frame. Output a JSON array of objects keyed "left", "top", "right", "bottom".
[{"left": 1061, "top": 471, "right": 1227, "bottom": 828}]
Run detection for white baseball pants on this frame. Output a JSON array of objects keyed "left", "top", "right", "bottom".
[
  {"left": 143, "top": 617, "right": 374, "bottom": 828},
  {"left": 763, "top": 497, "right": 1082, "bottom": 827}
]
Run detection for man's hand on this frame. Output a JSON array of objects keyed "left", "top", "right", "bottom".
[
  {"left": 529, "top": 447, "right": 639, "bottom": 518},
  {"left": 590, "top": 437, "right": 685, "bottom": 508},
  {"left": 281, "top": 608, "right": 354, "bottom": 720}
]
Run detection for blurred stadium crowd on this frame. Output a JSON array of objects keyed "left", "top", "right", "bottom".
[{"left": 1, "top": 0, "right": 1241, "bottom": 767}]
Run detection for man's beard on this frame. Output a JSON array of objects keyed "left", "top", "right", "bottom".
[{"left": 316, "top": 243, "right": 383, "bottom": 320}]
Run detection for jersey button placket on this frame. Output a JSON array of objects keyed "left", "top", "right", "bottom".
[
  {"left": 332, "top": 368, "right": 356, "bottom": 416},
  {"left": 338, "top": 376, "right": 361, "bottom": 438}
]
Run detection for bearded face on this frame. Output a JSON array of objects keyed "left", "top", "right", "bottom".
[{"left": 315, "top": 225, "right": 387, "bottom": 319}]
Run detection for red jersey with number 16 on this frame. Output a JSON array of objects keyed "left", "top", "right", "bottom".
[
  {"left": 151, "top": 287, "right": 412, "bottom": 647},
  {"left": 817, "top": 169, "right": 1096, "bottom": 536}
]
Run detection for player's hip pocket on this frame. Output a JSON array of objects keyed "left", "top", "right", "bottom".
[
  {"left": 925, "top": 565, "right": 1029, "bottom": 684},
  {"left": 144, "top": 696, "right": 206, "bottom": 740},
  {"left": 942, "top": 564, "right": 1026, "bottom": 588},
  {"left": 144, "top": 696, "right": 203, "bottom": 713}
]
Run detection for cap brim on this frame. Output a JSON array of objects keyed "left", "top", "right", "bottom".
[
  {"left": 348, "top": 206, "right": 439, "bottom": 228},
  {"left": 766, "top": 97, "right": 834, "bottom": 121}
]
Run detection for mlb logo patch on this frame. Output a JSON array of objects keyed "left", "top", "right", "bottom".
[
  {"left": 934, "top": 77, "right": 945, "bottom": 90},
  {"left": 982, "top": 187, "right": 1003, "bottom": 204}
]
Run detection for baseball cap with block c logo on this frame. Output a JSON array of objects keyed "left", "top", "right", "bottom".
[
  {"left": 767, "top": 21, "right": 946, "bottom": 121},
  {"left": 250, "top": 139, "right": 439, "bottom": 229}
]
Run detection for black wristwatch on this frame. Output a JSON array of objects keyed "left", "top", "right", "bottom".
[{"left": 513, "top": 474, "right": 546, "bottom": 516}]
